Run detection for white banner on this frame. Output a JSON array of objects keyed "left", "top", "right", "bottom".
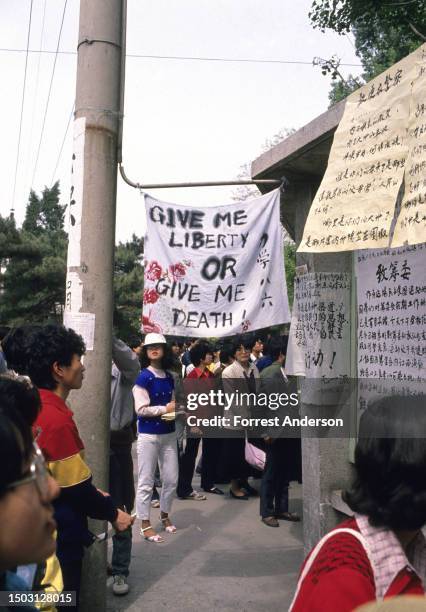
[
  {"left": 286, "top": 272, "right": 351, "bottom": 378},
  {"left": 356, "top": 243, "right": 426, "bottom": 381},
  {"left": 142, "top": 189, "right": 290, "bottom": 337}
]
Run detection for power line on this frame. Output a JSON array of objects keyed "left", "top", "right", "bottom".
[
  {"left": 25, "top": 0, "right": 47, "bottom": 191},
  {"left": 0, "top": 46, "right": 362, "bottom": 67},
  {"left": 11, "top": 0, "right": 34, "bottom": 214},
  {"left": 31, "top": 0, "right": 68, "bottom": 189},
  {"left": 125, "top": 53, "right": 361, "bottom": 66},
  {"left": 50, "top": 102, "right": 74, "bottom": 186}
]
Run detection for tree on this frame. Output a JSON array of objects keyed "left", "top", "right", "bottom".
[
  {"left": 113, "top": 234, "right": 144, "bottom": 340},
  {"left": 309, "top": 0, "right": 426, "bottom": 104},
  {"left": 0, "top": 184, "right": 68, "bottom": 326},
  {"left": 284, "top": 243, "right": 296, "bottom": 307},
  {"left": 232, "top": 127, "right": 296, "bottom": 202},
  {"left": 23, "top": 182, "right": 66, "bottom": 234}
]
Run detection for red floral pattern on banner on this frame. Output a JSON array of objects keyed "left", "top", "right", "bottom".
[
  {"left": 142, "top": 311, "right": 162, "bottom": 333},
  {"left": 169, "top": 262, "right": 187, "bottom": 281},
  {"left": 241, "top": 319, "right": 251, "bottom": 332},
  {"left": 142, "top": 259, "right": 194, "bottom": 333},
  {"left": 143, "top": 288, "right": 159, "bottom": 304},
  {"left": 145, "top": 260, "right": 163, "bottom": 281}
]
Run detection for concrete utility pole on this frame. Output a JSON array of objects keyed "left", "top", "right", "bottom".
[{"left": 64, "top": 1, "right": 126, "bottom": 610}]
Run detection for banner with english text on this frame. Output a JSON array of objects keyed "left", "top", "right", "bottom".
[{"left": 142, "top": 189, "right": 290, "bottom": 337}]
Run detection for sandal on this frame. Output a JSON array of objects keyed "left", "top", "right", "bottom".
[
  {"left": 179, "top": 490, "right": 207, "bottom": 501},
  {"left": 262, "top": 516, "right": 279, "bottom": 528},
  {"left": 161, "top": 517, "right": 177, "bottom": 534},
  {"left": 140, "top": 526, "right": 164, "bottom": 543}
]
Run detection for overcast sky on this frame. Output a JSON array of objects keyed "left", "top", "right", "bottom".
[{"left": 0, "top": 0, "right": 361, "bottom": 242}]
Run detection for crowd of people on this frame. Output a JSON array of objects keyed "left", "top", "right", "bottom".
[{"left": 0, "top": 323, "right": 425, "bottom": 611}]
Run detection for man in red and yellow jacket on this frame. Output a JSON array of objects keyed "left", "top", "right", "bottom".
[{"left": 24, "top": 325, "right": 134, "bottom": 610}]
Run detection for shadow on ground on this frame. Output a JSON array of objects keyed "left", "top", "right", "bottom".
[{"left": 105, "top": 481, "right": 303, "bottom": 612}]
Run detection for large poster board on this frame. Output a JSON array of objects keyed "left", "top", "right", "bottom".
[
  {"left": 356, "top": 243, "right": 426, "bottom": 381},
  {"left": 392, "top": 47, "right": 426, "bottom": 246},
  {"left": 286, "top": 272, "right": 351, "bottom": 378},
  {"left": 299, "top": 45, "right": 426, "bottom": 253}
]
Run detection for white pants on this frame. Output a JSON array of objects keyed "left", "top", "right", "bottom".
[{"left": 136, "top": 432, "right": 178, "bottom": 520}]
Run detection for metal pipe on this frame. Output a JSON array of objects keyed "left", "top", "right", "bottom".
[{"left": 119, "top": 163, "right": 281, "bottom": 189}]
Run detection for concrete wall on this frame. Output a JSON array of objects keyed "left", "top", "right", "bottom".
[{"left": 292, "top": 181, "right": 354, "bottom": 552}]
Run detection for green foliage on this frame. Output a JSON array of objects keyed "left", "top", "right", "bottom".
[
  {"left": 309, "top": 1, "right": 425, "bottom": 39},
  {"left": 0, "top": 215, "right": 19, "bottom": 262},
  {"left": 284, "top": 243, "right": 296, "bottom": 307},
  {"left": 309, "top": 0, "right": 426, "bottom": 105},
  {"left": 113, "top": 234, "right": 144, "bottom": 340},
  {"left": 22, "top": 182, "right": 66, "bottom": 235},
  {"left": 0, "top": 182, "right": 145, "bottom": 339},
  {"left": 328, "top": 74, "right": 363, "bottom": 105},
  {"left": 0, "top": 185, "right": 68, "bottom": 326}
]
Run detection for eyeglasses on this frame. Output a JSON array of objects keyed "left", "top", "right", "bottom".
[{"left": 7, "top": 442, "right": 51, "bottom": 503}]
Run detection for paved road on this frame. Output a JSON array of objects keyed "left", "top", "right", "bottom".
[{"left": 106, "top": 478, "right": 303, "bottom": 612}]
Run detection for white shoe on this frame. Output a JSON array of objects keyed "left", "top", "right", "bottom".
[{"left": 112, "top": 574, "right": 129, "bottom": 596}]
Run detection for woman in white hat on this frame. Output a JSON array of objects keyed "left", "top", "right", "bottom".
[{"left": 132, "top": 333, "right": 178, "bottom": 542}]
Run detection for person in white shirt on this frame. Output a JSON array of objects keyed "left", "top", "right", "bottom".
[{"left": 132, "top": 334, "right": 178, "bottom": 543}]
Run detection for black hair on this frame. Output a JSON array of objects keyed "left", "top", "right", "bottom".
[
  {"left": 0, "top": 376, "right": 41, "bottom": 497},
  {"left": 189, "top": 343, "right": 213, "bottom": 367},
  {"left": 219, "top": 345, "right": 234, "bottom": 366},
  {"left": 343, "top": 395, "right": 426, "bottom": 531},
  {"left": 266, "top": 336, "right": 289, "bottom": 361},
  {"left": 230, "top": 334, "right": 255, "bottom": 357},
  {"left": 23, "top": 325, "right": 86, "bottom": 390},
  {"left": 140, "top": 343, "right": 174, "bottom": 370},
  {"left": 0, "top": 326, "right": 11, "bottom": 343},
  {"left": 126, "top": 336, "right": 142, "bottom": 350},
  {"left": 2, "top": 325, "right": 42, "bottom": 375}
]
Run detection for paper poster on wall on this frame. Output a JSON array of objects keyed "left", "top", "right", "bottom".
[
  {"left": 298, "top": 46, "right": 425, "bottom": 253},
  {"left": 286, "top": 272, "right": 351, "bottom": 378},
  {"left": 63, "top": 312, "right": 95, "bottom": 351},
  {"left": 142, "top": 189, "right": 290, "bottom": 337},
  {"left": 392, "top": 47, "right": 426, "bottom": 246},
  {"left": 356, "top": 243, "right": 426, "bottom": 381},
  {"left": 66, "top": 117, "right": 85, "bottom": 268}
]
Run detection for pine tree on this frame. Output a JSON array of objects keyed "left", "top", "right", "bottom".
[
  {"left": 113, "top": 234, "right": 144, "bottom": 340},
  {"left": 0, "top": 184, "right": 67, "bottom": 325}
]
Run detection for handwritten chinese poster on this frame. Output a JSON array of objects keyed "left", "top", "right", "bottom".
[
  {"left": 142, "top": 189, "right": 290, "bottom": 336},
  {"left": 392, "top": 47, "right": 426, "bottom": 246},
  {"left": 356, "top": 243, "right": 426, "bottom": 380},
  {"left": 299, "top": 47, "right": 425, "bottom": 253},
  {"left": 286, "top": 272, "right": 351, "bottom": 378}
]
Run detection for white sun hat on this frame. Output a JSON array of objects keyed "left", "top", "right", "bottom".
[{"left": 144, "top": 333, "right": 167, "bottom": 346}]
